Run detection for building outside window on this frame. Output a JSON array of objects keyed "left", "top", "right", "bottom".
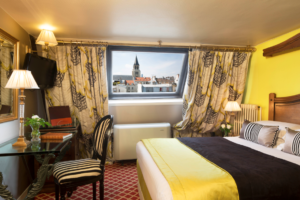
[{"left": 107, "top": 46, "right": 188, "bottom": 100}]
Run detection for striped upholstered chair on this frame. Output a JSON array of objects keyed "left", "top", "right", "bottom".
[{"left": 53, "top": 115, "right": 113, "bottom": 200}]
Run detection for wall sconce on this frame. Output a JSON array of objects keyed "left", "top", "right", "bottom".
[
  {"left": 35, "top": 29, "right": 58, "bottom": 57},
  {"left": 36, "top": 29, "right": 58, "bottom": 50}
]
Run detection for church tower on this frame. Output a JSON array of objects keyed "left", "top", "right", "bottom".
[{"left": 132, "top": 56, "right": 141, "bottom": 78}]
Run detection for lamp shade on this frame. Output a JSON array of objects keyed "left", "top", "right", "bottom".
[
  {"left": 5, "top": 70, "right": 39, "bottom": 89},
  {"left": 36, "top": 29, "right": 58, "bottom": 46},
  {"left": 224, "top": 101, "right": 241, "bottom": 112}
]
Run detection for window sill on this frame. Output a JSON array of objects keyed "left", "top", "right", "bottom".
[{"left": 108, "top": 98, "right": 183, "bottom": 107}]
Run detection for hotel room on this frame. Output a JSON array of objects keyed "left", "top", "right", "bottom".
[{"left": 0, "top": 0, "right": 300, "bottom": 200}]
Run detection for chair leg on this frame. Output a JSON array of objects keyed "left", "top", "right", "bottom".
[
  {"left": 100, "top": 179, "right": 104, "bottom": 200},
  {"left": 67, "top": 190, "right": 73, "bottom": 198},
  {"left": 60, "top": 187, "right": 66, "bottom": 200},
  {"left": 55, "top": 183, "right": 59, "bottom": 200},
  {"left": 93, "top": 182, "right": 96, "bottom": 200}
]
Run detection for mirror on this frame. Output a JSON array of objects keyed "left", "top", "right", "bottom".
[{"left": 0, "top": 28, "right": 18, "bottom": 122}]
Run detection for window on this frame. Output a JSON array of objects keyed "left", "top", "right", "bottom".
[{"left": 107, "top": 46, "right": 188, "bottom": 100}]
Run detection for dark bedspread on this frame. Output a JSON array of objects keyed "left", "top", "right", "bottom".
[{"left": 178, "top": 137, "right": 300, "bottom": 200}]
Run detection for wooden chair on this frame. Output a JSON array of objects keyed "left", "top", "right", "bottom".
[{"left": 53, "top": 115, "right": 113, "bottom": 200}]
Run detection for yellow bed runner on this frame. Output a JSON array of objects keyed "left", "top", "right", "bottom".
[{"left": 142, "top": 138, "right": 239, "bottom": 200}]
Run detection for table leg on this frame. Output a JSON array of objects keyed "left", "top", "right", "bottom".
[
  {"left": 24, "top": 154, "right": 55, "bottom": 200},
  {"left": 0, "top": 172, "right": 14, "bottom": 200},
  {"left": 21, "top": 156, "right": 33, "bottom": 183}
]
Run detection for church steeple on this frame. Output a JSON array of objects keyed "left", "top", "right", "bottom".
[
  {"left": 134, "top": 56, "right": 139, "bottom": 66},
  {"left": 132, "top": 56, "right": 141, "bottom": 78}
]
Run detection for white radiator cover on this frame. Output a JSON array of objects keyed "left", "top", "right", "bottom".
[{"left": 113, "top": 123, "right": 171, "bottom": 160}]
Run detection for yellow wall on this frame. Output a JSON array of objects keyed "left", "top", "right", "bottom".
[{"left": 243, "top": 28, "right": 300, "bottom": 120}]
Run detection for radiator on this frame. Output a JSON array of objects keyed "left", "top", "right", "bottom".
[
  {"left": 233, "top": 104, "right": 262, "bottom": 135},
  {"left": 113, "top": 123, "right": 171, "bottom": 160}
]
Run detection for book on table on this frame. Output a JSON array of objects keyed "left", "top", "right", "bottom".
[
  {"left": 40, "top": 138, "right": 72, "bottom": 143},
  {"left": 40, "top": 132, "right": 73, "bottom": 140}
]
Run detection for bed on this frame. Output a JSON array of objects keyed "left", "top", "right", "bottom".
[{"left": 136, "top": 93, "right": 300, "bottom": 200}]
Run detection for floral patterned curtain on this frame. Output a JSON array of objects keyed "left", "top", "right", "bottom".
[
  {"left": 173, "top": 49, "right": 251, "bottom": 137},
  {"left": 42, "top": 44, "right": 110, "bottom": 159}
]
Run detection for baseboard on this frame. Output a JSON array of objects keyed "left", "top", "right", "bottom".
[{"left": 17, "top": 185, "right": 30, "bottom": 200}]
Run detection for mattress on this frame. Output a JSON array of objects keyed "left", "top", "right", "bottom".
[{"left": 136, "top": 137, "right": 300, "bottom": 200}]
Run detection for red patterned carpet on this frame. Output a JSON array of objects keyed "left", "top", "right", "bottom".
[{"left": 35, "top": 160, "right": 140, "bottom": 200}]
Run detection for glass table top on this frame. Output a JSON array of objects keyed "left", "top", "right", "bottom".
[{"left": 0, "top": 130, "right": 77, "bottom": 156}]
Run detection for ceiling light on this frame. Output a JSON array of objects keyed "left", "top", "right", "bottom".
[{"left": 39, "top": 24, "right": 55, "bottom": 31}]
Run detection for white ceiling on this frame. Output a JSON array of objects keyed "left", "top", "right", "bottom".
[{"left": 1, "top": 0, "right": 300, "bottom": 46}]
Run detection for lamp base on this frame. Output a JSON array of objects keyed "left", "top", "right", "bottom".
[
  {"left": 12, "top": 136, "right": 28, "bottom": 147},
  {"left": 12, "top": 145, "right": 27, "bottom": 153}
]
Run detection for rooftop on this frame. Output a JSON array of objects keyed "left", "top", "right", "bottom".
[
  {"left": 113, "top": 75, "right": 133, "bottom": 81},
  {"left": 125, "top": 80, "right": 135, "bottom": 85},
  {"left": 156, "top": 77, "right": 175, "bottom": 84},
  {"left": 135, "top": 77, "right": 151, "bottom": 82},
  {"left": 142, "top": 84, "right": 172, "bottom": 87}
]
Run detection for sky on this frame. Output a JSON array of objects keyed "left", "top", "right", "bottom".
[{"left": 112, "top": 51, "right": 185, "bottom": 78}]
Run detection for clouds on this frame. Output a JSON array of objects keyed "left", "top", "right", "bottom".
[{"left": 112, "top": 51, "right": 185, "bottom": 78}]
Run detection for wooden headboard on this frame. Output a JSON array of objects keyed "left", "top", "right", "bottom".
[{"left": 269, "top": 93, "right": 300, "bottom": 124}]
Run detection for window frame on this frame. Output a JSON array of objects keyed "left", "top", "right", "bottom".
[{"left": 107, "top": 45, "right": 189, "bottom": 100}]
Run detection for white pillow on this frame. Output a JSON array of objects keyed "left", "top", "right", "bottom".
[
  {"left": 255, "top": 121, "right": 300, "bottom": 149},
  {"left": 282, "top": 129, "right": 300, "bottom": 140},
  {"left": 276, "top": 143, "right": 284, "bottom": 151}
]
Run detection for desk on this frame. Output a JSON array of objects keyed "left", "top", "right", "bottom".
[{"left": 0, "top": 130, "right": 77, "bottom": 200}]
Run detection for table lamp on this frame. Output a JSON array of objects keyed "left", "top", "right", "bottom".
[
  {"left": 225, "top": 101, "right": 241, "bottom": 114},
  {"left": 224, "top": 101, "right": 241, "bottom": 123},
  {"left": 5, "top": 70, "right": 39, "bottom": 147}
]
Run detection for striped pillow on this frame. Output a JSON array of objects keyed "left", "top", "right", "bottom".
[
  {"left": 239, "top": 120, "right": 251, "bottom": 138},
  {"left": 243, "top": 123, "right": 279, "bottom": 147},
  {"left": 283, "top": 128, "right": 300, "bottom": 156}
]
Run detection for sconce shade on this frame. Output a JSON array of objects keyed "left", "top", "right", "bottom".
[
  {"left": 36, "top": 29, "right": 58, "bottom": 46},
  {"left": 5, "top": 70, "right": 39, "bottom": 89},
  {"left": 224, "top": 101, "right": 241, "bottom": 112}
]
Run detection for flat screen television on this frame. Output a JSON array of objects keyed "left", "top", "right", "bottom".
[{"left": 23, "top": 53, "right": 57, "bottom": 89}]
